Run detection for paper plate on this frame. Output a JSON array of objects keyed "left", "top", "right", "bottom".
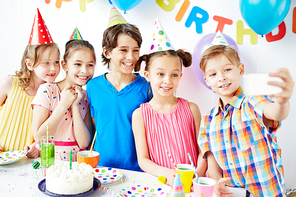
[
  {"left": 117, "top": 185, "right": 168, "bottom": 197},
  {"left": 93, "top": 167, "right": 123, "bottom": 184},
  {"left": 0, "top": 150, "right": 27, "bottom": 165}
]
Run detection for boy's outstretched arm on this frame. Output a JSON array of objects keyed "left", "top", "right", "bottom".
[
  {"left": 263, "top": 68, "right": 294, "bottom": 123},
  {"left": 207, "top": 152, "right": 234, "bottom": 197}
]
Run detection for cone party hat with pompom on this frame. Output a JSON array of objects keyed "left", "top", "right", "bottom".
[
  {"left": 107, "top": 5, "right": 127, "bottom": 28},
  {"left": 210, "top": 31, "right": 229, "bottom": 46},
  {"left": 69, "top": 27, "right": 83, "bottom": 40},
  {"left": 168, "top": 173, "right": 185, "bottom": 197},
  {"left": 150, "top": 18, "right": 174, "bottom": 53},
  {"left": 28, "top": 8, "right": 53, "bottom": 45}
]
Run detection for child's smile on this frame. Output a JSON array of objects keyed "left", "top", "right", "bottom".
[{"left": 204, "top": 54, "right": 244, "bottom": 104}]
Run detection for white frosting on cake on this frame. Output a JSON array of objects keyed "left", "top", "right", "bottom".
[{"left": 46, "top": 162, "right": 93, "bottom": 195}]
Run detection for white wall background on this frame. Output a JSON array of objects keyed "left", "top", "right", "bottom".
[{"left": 0, "top": 0, "right": 295, "bottom": 190}]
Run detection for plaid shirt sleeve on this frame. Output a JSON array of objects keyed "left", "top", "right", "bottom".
[{"left": 247, "top": 95, "right": 280, "bottom": 133}]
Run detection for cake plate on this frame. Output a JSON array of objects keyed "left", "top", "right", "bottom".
[{"left": 38, "top": 177, "right": 101, "bottom": 197}]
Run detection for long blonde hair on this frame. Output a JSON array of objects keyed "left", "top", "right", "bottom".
[{"left": 16, "top": 43, "right": 60, "bottom": 90}]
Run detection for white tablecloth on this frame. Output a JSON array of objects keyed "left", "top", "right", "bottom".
[{"left": 0, "top": 157, "right": 197, "bottom": 197}]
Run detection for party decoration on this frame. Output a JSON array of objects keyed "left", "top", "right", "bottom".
[
  {"left": 70, "top": 27, "right": 83, "bottom": 40},
  {"left": 111, "top": 0, "right": 142, "bottom": 13},
  {"left": 239, "top": 0, "right": 291, "bottom": 36},
  {"left": 192, "top": 32, "right": 239, "bottom": 89},
  {"left": 31, "top": 161, "right": 41, "bottom": 169},
  {"left": 169, "top": 173, "right": 185, "bottom": 197},
  {"left": 107, "top": 5, "right": 127, "bottom": 28},
  {"left": 210, "top": 31, "right": 229, "bottom": 46},
  {"left": 28, "top": 8, "right": 53, "bottom": 45},
  {"left": 150, "top": 18, "right": 174, "bottom": 53}
]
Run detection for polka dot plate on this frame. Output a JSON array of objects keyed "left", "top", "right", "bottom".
[
  {"left": 93, "top": 167, "right": 123, "bottom": 184},
  {"left": 117, "top": 185, "right": 168, "bottom": 197},
  {"left": 0, "top": 150, "right": 27, "bottom": 165}
]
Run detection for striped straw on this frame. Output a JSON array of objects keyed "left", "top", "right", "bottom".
[
  {"left": 88, "top": 131, "right": 97, "bottom": 157},
  {"left": 46, "top": 120, "right": 49, "bottom": 143},
  {"left": 188, "top": 153, "right": 199, "bottom": 182},
  {"left": 165, "top": 148, "right": 177, "bottom": 169}
]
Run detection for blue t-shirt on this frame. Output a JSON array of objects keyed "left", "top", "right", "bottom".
[{"left": 86, "top": 73, "right": 151, "bottom": 171}]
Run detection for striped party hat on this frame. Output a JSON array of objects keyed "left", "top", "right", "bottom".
[
  {"left": 107, "top": 5, "right": 127, "bottom": 28},
  {"left": 150, "top": 18, "right": 174, "bottom": 53},
  {"left": 168, "top": 173, "right": 185, "bottom": 197},
  {"left": 69, "top": 27, "right": 83, "bottom": 40},
  {"left": 210, "top": 31, "right": 229, "bottom": 46},
  {"left": 28, "top": 8, "right": 53, "bottom": 45}
]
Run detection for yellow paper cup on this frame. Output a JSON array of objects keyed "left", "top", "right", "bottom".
[{"left": 175, "top": 164, "right": 194, "bottom": 193}]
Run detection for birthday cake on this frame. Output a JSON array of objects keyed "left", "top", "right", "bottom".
[{"left": 46, "top": 162, "right": 93, "bottom": 195}]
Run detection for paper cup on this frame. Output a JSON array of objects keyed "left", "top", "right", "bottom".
[
  {"left": 193, "top": 177, "right": 216, "bottom": 197},
  {"left": 243, "top": 73, "right": 283, "bottom": 96},
  {"left": 77, "top": 150, "right": 100, "bottom": 168},
  {"left": 175, "top": 164, "right": 194, "bottom": 193}
]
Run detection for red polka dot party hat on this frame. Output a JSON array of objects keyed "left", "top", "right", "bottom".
[
  {"left": 28, "top": 8, "right": 53, "bottom": 45},
  {"left": 69, "top": 27, "right": 83, "bottom": 40},
  {"left": 150, "top": 18, "right": 174, "bottom": 53}
]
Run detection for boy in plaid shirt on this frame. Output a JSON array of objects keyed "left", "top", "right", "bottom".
[{"left": 198, "top": 43, "right": 294, "bottom": 196}]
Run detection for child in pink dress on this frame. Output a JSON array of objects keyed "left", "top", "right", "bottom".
[
  {"left": 31, "top": 40, "right": 96, "bottom": 161},
  {"left": 132, "top": 49, "right": 207, "bottom": 186}
]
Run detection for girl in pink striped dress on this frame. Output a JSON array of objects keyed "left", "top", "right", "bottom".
[{"left": 132, "top": 49, "right": 207, "bottom": 186}]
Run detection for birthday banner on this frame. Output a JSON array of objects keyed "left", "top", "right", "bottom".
[{"left": 42, "top": 0, "right": 296, "bottom": 44}]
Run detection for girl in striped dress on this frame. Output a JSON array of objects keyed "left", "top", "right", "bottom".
[{"left": 132, "top": 49, "right": 207, "bottom": 186}]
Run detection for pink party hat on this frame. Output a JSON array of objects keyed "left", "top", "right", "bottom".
[
  {"left": 69, "top": 27, "right": 83, "bottom": 40},
  {"left": 28, "top": 8, "right": 53, "bottom": 45},
  {"left": 150, "top": 18, "right": 174, "bottom": 53},
  {"left": 168, "top": 173, "right": 185, "bottom": 197},
  {"left": 210, "top": 31, "right": 229, "bottom": 46},
  {"left": 107, "top": 5, "right": 127, "bottom": 28}
]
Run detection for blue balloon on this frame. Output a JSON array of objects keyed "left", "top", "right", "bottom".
[
  {"left": 239, "top": 0, "right": 291, "bottom": 36},
  {"left": 111, "top": 0, "right": 142, "bottom": 13}
]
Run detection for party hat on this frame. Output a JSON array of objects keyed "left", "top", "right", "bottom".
[
  {"left": 107, "top": 5, "right": 127, "bottom": 28},
  {"left": 150, "top": 18, "right": 174, "bottom": 53},
  {"left": 28, "top": 8, "right": 53, "bottom": 45},
  {"left": 210, "top": 31, "right": 229, "bottom": 46},
  {"left": 168, "top": 173, "right": 185, "bottom": 197},
  {"left": 69, "top": 27, "right": 83, "bottom": 40}
]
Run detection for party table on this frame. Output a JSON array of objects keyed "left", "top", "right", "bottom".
[{"left": 0, "top": 156, "right": 199, "bottom": 197}]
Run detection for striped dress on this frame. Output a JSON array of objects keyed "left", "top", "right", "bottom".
[
  {"left": 140, "top": 97, "right": 198, "bottom": 169},
  {"left": 0, "top": 76, "right": 34, "bottom": 151}
]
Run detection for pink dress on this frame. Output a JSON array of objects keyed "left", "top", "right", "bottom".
[
  {"left": 140, "top": 98, "right": 198, "bottom": 169},
  {"left": 31, "top": 83, "right": 89, "bottom": 161}
]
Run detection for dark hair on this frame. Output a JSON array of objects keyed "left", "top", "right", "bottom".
[
  {"left": 16, "top": 43, "right": 60, "bottom": 90},
  {"left": 101, "top": 23, "right": 142, "bottom": 68},
  {"left": 64, "top": 40, "right": 96, "bottom": 63},
  {"left": 200, "top": 45, "right": 240, "bottom": 73},
  {"left": 135, "top": 49, "right": 192, "bottom": 72}
]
